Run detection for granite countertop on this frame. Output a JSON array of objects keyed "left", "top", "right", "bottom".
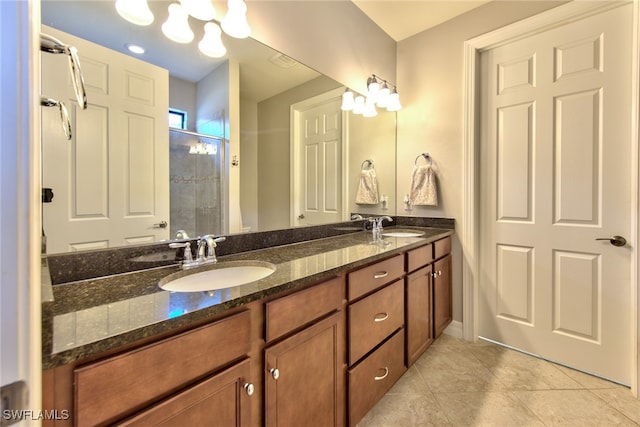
[{"left": 42, "top": 226, "right": 453, "bottom": 369}]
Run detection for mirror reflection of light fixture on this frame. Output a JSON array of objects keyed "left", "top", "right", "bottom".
[
  {"left": 178, "top": 0, "right": 216, "bottom": 21},
  {"left": 199, "top": 22, "right": 226, "bottom": 58},
  {"left": 162, "top": 3, "right": 194, "bottom": 44},
  {"left": 189, "top": 139, "right": 217, "bottom": 155},
  {"left": 341, "top": 75, "right": 402, "bottom": 117},
  {"left": 341, "top": 89, "right": 355, "bottom": 111},
  {"left": 115, "top": 0, "right": 154, "bottom": 26},
  {"left": 221, "top": 0, "right": 251, "bottom": 39}
]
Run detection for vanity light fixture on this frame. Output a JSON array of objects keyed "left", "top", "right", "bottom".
[
  {"left": 341, "top": 74, "right": 402, "bottom": 116},
  {"left": 162, "top": 3, "right": 194, "bottom": 44},
  {"left": 178, "top": 0, "right": 216, "bottom": 21},
  {"left": 115, "top": 0, "right": 154, "bottom": 26},
  {"left": 221, "top": 0, "right": 251, "bottom": 39},
  {"left": 199, "top": 22, "right": 226, "bottom": 58}
]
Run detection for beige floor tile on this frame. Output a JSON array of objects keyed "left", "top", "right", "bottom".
[
  {"left": 435, "top": 391, "right": 545, "bottom": 427},
  {"left": 357, "top": 393, "right": 453, "bottom": 427},
  {"left": 512, "top": 389, "right": 638, "bottom": 426},
  {"left": 414, "top": 346, "right": 505, "bottom": 393},
  {"left": 470, "top": 345, "right": 582, "bottom": 390},
  {"left": 386, "top": 365, "right": 432, "bottom": 395},
  {"left": 555, "top": 364, "right": 626, "bottom": 390},
  {"left": 591, "top": 388, "right": 640, "bottom": 425}
]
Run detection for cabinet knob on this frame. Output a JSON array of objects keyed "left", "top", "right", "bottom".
[
  {"left": 432, "top": 270, "right": 442, "bottom": 278},
  {"left": 269, "top": 368, "right": 280, "bottom": 380},
  {"left": 374, "top": 367, "right": 389, "bottom": 381},
  {"left": 243, "top": 382, "right": 255, "bottom": 396},
  {"left": 374, "top": 312, "right": 389, "bottom": 322}
]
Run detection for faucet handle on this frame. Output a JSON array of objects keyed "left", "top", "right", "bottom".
[{"left": 169, "top": 241, "right": 193, "bottom": 262}]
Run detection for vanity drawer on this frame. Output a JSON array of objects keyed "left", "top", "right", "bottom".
[
  {"left": 406, "top": 243, "right": 433, "bottom": 272},
  {"left": 434, "top": 236, "right": 451, "bottom": 260},
  {"left": 348, "top": 329, "right": 406, "bottom": 427},
  {"left": 348, "top": 279, "right": 404, "bottom": 365},
  {"left": 74, "top": 310, "right": 251, "bottom": 427},
  {"left": 347, "top": 254, "right": 404, "bottom": 301},
  {"left": 265, "top": 276, "right": 344, "bottom": 342}
]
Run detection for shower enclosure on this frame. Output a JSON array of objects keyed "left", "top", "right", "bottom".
[{"left": 169, "top": 128, "right": 228, "bottom": 238}]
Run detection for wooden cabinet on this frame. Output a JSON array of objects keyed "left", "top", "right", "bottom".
[
  {"left": 74, "top": 310, "right": 252, "bottom": 426},
  {"left": 405, "top": 236, "right": 452, "bottom": 366},
  {"left": 433, "top": 254, "right": 452, "bottom": 338},
  {"left": 405, "top": 264, "right": 433, "bottom": 366},
  {"left": 117, "top": 359, "right": 253, "bottom": 427},
  {"left": 264, "top": 311, "right": 345, "bottom": 427},
  {"left": 264, "top": 277, "right": 346, "bottom": 427},
  {"left": 346, "top": 256, "right": 406, "bottom": 427}
]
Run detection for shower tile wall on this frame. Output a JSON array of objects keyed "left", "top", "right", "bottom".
[{"left": 169, "top": 130, "right": 222, "bottom": 238}]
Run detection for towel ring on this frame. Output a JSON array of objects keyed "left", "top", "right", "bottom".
[
  {"left": 415, "top": 153, "right": 433, "bottom": 166},
  {"left": 361, "top": 159, "right": 375, "bottom": 170}
]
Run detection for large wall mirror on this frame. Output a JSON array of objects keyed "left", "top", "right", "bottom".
[{"left": 40, "top": 0, "right": 397, "bottom": 255}]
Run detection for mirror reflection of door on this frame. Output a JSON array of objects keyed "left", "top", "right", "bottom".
[
  {"left": 291, "top": 90, "right": 344, "bottom": 227},
  {"left": 41, "top": 26, "right": 170, "bottom": 253}
]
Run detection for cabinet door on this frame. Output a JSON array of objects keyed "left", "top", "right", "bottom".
[
  {"left": 117, "top": 359, "right": 253, "bottom": 427},
  {"left": 265, "top": 311, "right": 345, "bottom": 427},
  {"left": 433, "top": 254, "right": 452, "bottom": 338},
  {"left": 406, "top": 265, "right": 433, "bottom": 366}
]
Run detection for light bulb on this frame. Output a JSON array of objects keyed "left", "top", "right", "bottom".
[
  {"left": 221, "top": 0, "right": 251, "bottom": 39},
  {"left": 363, "top": 99, "right": 378, "bottom": 117},
  {"left": 162, "top": 3, "right": 194, "bottom": 44},
  {"left": 377, "top": 82, "right": 390, "bottom": 108},
  {"left": 179, "top": 0, "right": 216, "bottom": 21},
  {"left": 353, "top": 96, "right": 365, "bottom": 115},
  {"left": 199, "top": 22, "right": 227, "bottom": 58},
  {"left": 386, "top": 89, "right": 402, "bottom": 111},
  {"left": 366, "top": 75, "right": 380, "bottom": 103},
  {"left": 115, "top": 0, "right": 154, "bottom": 26},
  {"left": 341, "top": 90, "right": 355, "bottom": 111}
]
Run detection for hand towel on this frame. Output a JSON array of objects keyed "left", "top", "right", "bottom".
[
  {"left": 409, "top": 164, "right": 438, "bottom": 206},
  {"left": 355, "top": 168, "right": 379, "bottom": 205}
]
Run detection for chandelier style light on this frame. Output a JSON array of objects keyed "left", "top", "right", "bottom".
[
  {"left": 341, "top": 74, "right": 402, "bottom": 116},
  {"left": 115, "top": 0, "right": 251, "bottom": 59}
]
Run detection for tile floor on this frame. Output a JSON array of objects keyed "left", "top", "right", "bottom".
[{"left": 358, "top": 334, "right": 640, "bottom": 427}]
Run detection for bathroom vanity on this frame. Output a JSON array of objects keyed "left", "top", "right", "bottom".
[{"left": 41, "top": 225, "right": 453, "bottom": 426}]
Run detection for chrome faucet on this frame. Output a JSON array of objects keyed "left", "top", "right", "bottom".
[
  {"left": 169, "top": 234, "right": 226, "bottom": 269},
  {"left": 370, "top": 216, "right": 393, "bottom": 241},
  {"left": 175, "top": 230, "right": 190, "bottom": 239},
  {"left": 197, "top": 234, "right": 226, "bottom": 264}
]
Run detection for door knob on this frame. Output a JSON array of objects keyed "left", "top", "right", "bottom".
[
  {"left": 298, "top": 214, "right": 305, "bottom": 220},
  {"left": 243, "top": 383, "right": 254, "bottom": 396},
  {"left": 153, "top": 220, "right": 168, "bottom": 229},
  {"left": 595, "top": 235, "right": 627, "bottom": 247}
]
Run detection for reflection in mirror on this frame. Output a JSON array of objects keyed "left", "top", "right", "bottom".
[{"left": 40, "top": 0, "right": 396, "bottom": 255}]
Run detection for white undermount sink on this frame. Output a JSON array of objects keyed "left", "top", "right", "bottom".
[
  {"left": 159, "top": 261, "right": 276, "bottom": 292},
  {"left": 382, "top": 230, "right": 425, "bottom": 238}
]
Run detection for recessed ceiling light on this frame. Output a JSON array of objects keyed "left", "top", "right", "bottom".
[{"left": 125, "top": 43, "right": 145, "bottom": 55}]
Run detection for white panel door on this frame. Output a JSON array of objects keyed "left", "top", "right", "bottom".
[
  {"left": 42, "top": 26, "right": 169, "bottom": 253},
  {"left": 296, "top": 99, "right": 342, "bottom": 226},
  {"left": 479, "top": 4, "right": 632, "bottom": 384}
]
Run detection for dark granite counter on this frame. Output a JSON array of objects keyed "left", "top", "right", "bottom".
[{"left": 42, "top": 225, "right": 453, "bottom": 369}]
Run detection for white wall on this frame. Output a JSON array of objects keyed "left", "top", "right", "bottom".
[
  {"left": 247, "top": 1, "right": 396, "bottom": 96},
  {"left": 169, "top": 76, "right": 197, "bottom": 131},
  {"left": 396, "top": 1, "right": 567, "bottom": 322}
]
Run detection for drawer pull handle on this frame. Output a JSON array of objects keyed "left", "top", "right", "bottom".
[
  {"left": 269, "top": 368, "right": 280, "bottom": 380},
  {"left": 374, "top": 367, "right": 389, "bottom": 381},
  {"left": 373, "top": 271, "right": 389, "bottom": 279},
  {"left": 244, "top": 383, "right": 255, "bottom": 396},
  {"left": 374, "top": 312, "right": 389, "bottom": 322}
]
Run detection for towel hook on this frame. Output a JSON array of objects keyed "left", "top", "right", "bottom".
[
  {"left": 415, "top": 153, "right": 433, "bottom": 166},
  {"left": 361, "top": 159, "right": 374, "bottom": 170}
]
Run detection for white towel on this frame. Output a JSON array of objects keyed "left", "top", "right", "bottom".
[
  {"left": 409, "top": 164, "right": 438, "bottom": 206},
  {"left": 355, "top": 168, "right": 379, "bottom": 205}
]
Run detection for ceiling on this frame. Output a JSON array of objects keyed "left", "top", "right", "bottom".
[{"left": 351, "top": 0, "right": 492, "bottom": 41}]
